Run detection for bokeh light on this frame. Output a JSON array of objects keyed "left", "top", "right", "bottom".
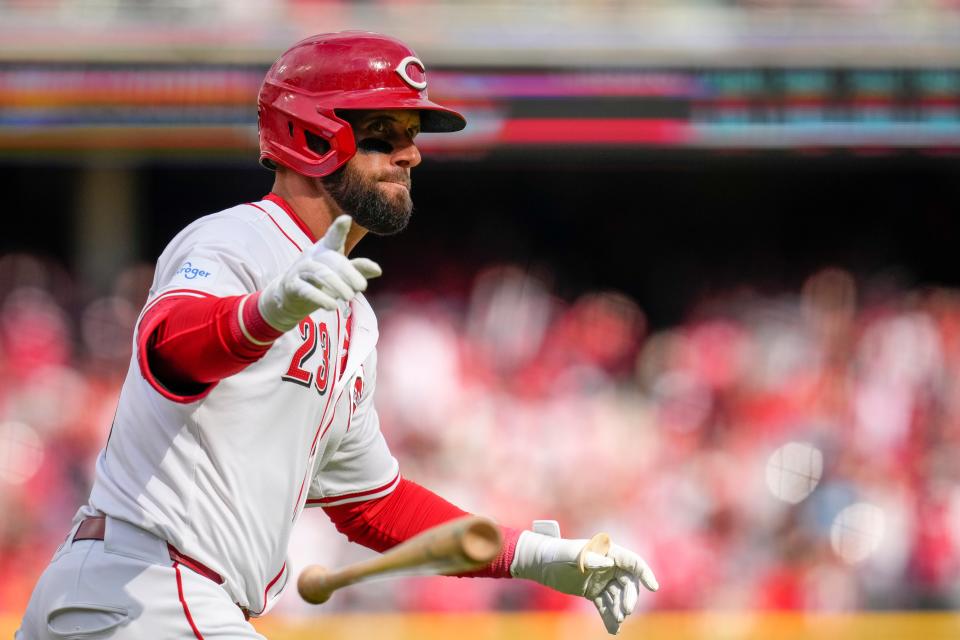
[
  {"left": 831, "top": 502, "right": 886, "bottom": 565},
  {"left": 765, "top": 441, "right": 823, "bottom": 505},
  {"left": 0, "top": 421, "right": 43, "bottom": 486}
]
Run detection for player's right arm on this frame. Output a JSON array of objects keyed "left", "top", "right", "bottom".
[
  {"left": 256, "top": 214, "right": 381, "bottom": 332},
  {"left": 140, "top": 214, "right": 380, "bottom": 399}
]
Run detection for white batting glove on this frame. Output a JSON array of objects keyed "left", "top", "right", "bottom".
[
  {"left": 258, "top": 215, "right": 382, "bottom": 333},
  {"left": 510, "top": 521, "right": 658, "bottom": 635}
]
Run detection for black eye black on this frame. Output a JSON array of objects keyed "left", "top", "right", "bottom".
[{"left": 358, "top": 138, "right": 394, "bottom": 154}]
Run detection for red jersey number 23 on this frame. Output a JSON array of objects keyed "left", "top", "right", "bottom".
[{"left": 282, "top": 318, "right": 331, "bottom": 395}]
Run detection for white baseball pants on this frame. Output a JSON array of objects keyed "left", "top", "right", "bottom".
[{"left": 17, "top": 517, "right": 266, "bottom": 639}]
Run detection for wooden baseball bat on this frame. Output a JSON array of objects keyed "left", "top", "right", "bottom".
[{"left": 297, "top": 515, "right": 503, "bottom": 604}]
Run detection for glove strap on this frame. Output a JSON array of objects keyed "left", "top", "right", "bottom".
[{"left": 532, "top": 520, "right": 561, "bottom": 537}]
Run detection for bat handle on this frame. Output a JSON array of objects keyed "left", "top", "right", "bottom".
[{"left": 297, "top": 515, "right": 502, "bottom": 605}]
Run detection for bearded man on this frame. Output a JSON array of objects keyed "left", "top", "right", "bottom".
[{"left": 17, "top": 32, "right": 657, "bottom": 639}]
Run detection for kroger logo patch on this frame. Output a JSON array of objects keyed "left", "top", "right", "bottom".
[{"left": 173, "top": 259, "right": 216, "bottom": 282}]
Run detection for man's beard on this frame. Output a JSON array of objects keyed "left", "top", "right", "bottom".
[{"left": 321, "top": 163, "right": 412, "bottom": 236}]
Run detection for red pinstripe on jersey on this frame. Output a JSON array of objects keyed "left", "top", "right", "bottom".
[
  {"left": 311, "top": 386, "right": 344, "bottom": 452},
  {"left": 249, "top": 563, "right": 287, "bottom": 617},
  {"left": 264, "top": 193, "right": 318, "bottom": 243},
  {"left": 289, "top": 385, "right": 345, "bottom": 519},
  {"left": 247, "top": 201, "right": 302, "bottom": 252},
  {"left": 173, "top": 561, "right": 205, "bottom": 639},
  {"left": 307, "top": 471, "right": 401, "bottom": 507},
  {"left": 310, "top": 307, "right": 341, "bottom": 452},
  {"left": 290, "top": 307, "right": 344, "bottom": 520},
  {"left": 339, "top": 305, "right": 354, "bottom": 377},
  {"left": 292, "top": 388, "right": 345, "bottom": 515}
]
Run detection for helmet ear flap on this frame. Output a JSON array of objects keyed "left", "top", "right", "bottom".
[
  {"left": 304, "top": 111, "right": 357, "bottom": 177},
  {"left": 304, "top": 130, "right": 331, "bottom": 156},
  {"left": 258, "top": 88, "right": 358, "bottom": 177}
]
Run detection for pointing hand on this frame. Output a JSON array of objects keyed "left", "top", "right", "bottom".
[{"left": 258, "top": 215, "right": 382, "bottom": 332}]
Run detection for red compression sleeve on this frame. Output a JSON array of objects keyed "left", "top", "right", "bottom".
[
  {"left": 322, "top": 477, "right": 521, "bottom": 578},
  {"left": 137, "top": 292, "right": 283, "bottom": 401}
]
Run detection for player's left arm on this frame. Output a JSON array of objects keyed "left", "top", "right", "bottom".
[
  {"left": 321, "top": 476, "right": 656, "bottom": 634},
  {"left": 312, "top": 357, "right": 657, "bottom": 635},
  {"left": 308, "top": 349, "right": 517, "bottom": 578}
]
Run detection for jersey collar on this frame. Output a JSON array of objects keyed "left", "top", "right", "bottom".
[{"left": 264, "top": 193, "right": 318, "bottom": 244}]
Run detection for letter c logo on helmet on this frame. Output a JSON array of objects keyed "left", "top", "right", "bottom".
[
  {"left": 394, "top": 56, "right": 427, "bottom": 91},
  {"left": 257, "top": 32, "right": 466, "bottom": 178}
]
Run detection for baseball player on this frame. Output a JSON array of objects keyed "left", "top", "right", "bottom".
[{"left": 17, "top": 32, "right": 657, "bottom": 639}]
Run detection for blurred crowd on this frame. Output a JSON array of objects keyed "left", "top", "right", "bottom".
[
  {"left": 2, "top": 252, "right": 960, "bottom": 619},
  {"left": 4, "top": 0, "right": 960, "bottom": 24}
]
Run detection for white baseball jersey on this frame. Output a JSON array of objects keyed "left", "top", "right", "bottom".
[{"left": 81, "top": 197, "right": 399, "bottom": 615}]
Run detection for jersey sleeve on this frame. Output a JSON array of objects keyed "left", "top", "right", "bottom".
[
  {"left": 306, "top": 349, "right": 400, "bottom": 507},
  {"left": 135, "top": 211, "right": 282, "bottom": 402},
  {"left": 149, "top": 212, "right": 275, "bottom": 302}
]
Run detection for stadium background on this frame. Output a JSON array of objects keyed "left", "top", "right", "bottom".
[{"left": 3, "top": 1, "right": 960, "bottom": 637}]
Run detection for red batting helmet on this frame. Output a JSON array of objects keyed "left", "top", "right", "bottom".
[{"left": 257, "top": 31, "right": 466, "bottom": 178}]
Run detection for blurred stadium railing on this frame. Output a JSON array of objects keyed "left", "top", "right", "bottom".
[
  {"left": 3, "top": 0, "right": 960, "bottom": 158},
  {"left": 1, "top": 0, "right": 959, "bottom": 66}
]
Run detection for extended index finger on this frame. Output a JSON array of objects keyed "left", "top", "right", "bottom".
[{"left": 316, "top": 215, "right": 352, "bottom": 254}]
